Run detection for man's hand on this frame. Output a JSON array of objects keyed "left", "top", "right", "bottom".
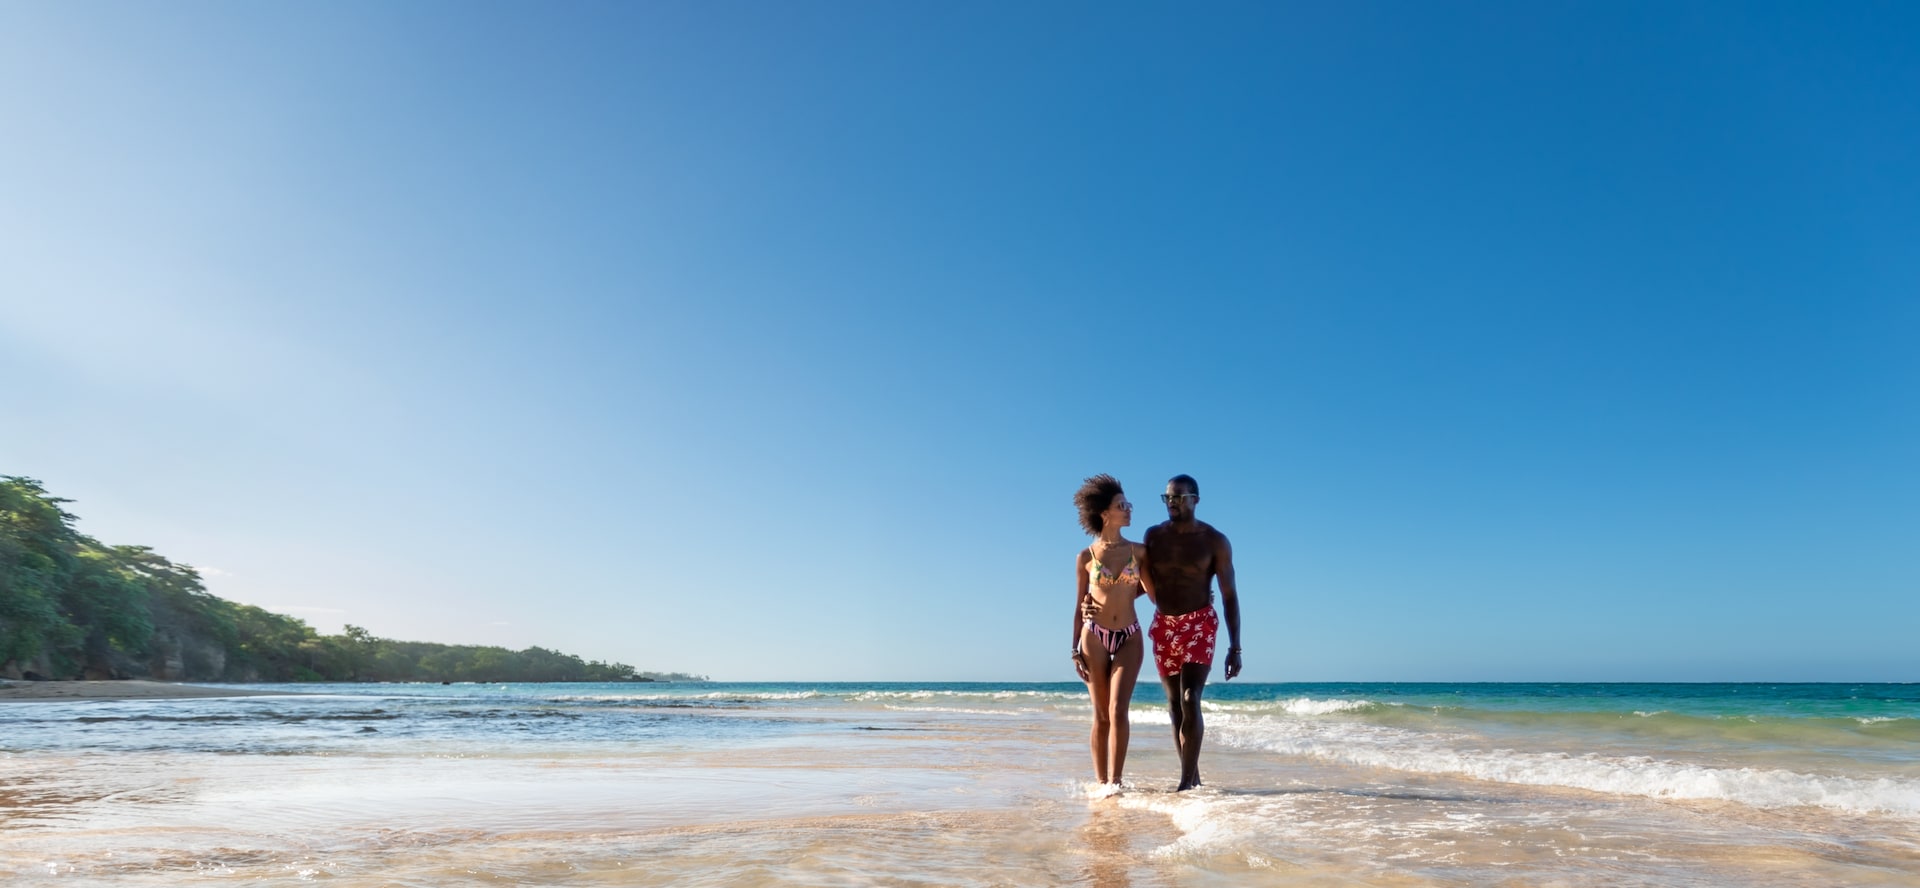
[
  {"left": 1223, "top": 648, "right": 1242, "bottom": 681},
  {"left": 1081, "top": 597, "right": 1102, "bottom": 623}
]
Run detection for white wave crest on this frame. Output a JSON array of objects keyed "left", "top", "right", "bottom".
[
  {"left": 1279, "top": 697, "right": 1379, "bottom": 716},
  {"left": 848, "top": 690, "right": 1081, "bottom": 703},
  {"left": 1216, "top": 716, "right": 1920, "bottom": 818},
  {"left": 1199, "top": 697, "right": 1388, "bottom": 716},
  {"left": 879, "top": 705, "right": 1050, "bottom": 715},
  {"left": 551, "top": 691, "right": 822, "bottom": 702}
]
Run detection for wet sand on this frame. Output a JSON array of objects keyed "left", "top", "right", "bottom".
[
  {"left": 0, "top": 680, "right": 302, "bottom": 702},
  {"left": 5, "top": 683, "right": 1917, "bottom": 885}
]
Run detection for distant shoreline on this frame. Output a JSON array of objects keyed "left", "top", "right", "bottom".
[
  {"left": 0, "top": 678, "right": 714, "bottom": 702},
  {"left": 0, "top": 680, "right": 309, "bottom": 702}
]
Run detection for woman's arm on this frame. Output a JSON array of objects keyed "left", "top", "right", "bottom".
[
  {"left": 1072, "top": 549, "right": 1092, "bottom": 681},
  {"left": 1135, "top": 542, "right": 1157, "bottom": 604}
]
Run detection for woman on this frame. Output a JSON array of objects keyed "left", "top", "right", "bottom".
[{"left": 1071, "top": 474, "right": 1154, "bottom": 788}]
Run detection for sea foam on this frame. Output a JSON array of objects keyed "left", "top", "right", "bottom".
[
  {"left": 1199, "top": 696, "right": 1386, "bottom": 716},
  {"left": 552, "top": 690, "right": 823, "bottom": 702},
  {"left": 1216, "top": 716, "right": 1920, "bottom": 818}
]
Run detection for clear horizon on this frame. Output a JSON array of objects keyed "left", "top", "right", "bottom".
[{"left": 4, "top": 2, "right": 1915, "bottom": 682}]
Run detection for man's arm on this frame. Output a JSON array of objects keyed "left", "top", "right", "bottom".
[
  {"left": 1215, "top": 531, "right": 1241, "bottom": 680},
  {"left": 1134, "top": 543, "right": 1156, "bottom": 603}
]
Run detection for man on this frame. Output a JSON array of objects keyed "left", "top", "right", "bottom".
[{"left": 1142, "top": 474, "right": 1240, "bottom": 791}]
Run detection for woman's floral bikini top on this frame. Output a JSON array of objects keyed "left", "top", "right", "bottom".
[{"left": 1087, "top": 544, "right": 1140, "bottom": 586}]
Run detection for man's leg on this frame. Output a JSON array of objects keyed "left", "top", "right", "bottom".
[
  {"left": 1175, "top": 662, "right": 1209, "bottom": 790},
  {"left": 1160, "top": 672, "right": 1184, "bottom": 766},
  {"left": 1152, "top": 616, "right": 1185, "bottom": 768}
]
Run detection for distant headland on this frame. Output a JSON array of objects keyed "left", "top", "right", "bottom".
[{"left": 1, "top": 476, "right": 703, "bottom": 684}]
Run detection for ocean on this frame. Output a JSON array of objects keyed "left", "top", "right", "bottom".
[{"left": 3, "top": 681, "right": 1918, "bottom": 885}]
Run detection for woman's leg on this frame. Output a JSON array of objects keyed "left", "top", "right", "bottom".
[
  {"left": 1106, "top": 633, "right": 1144, "bottom": 784},
  {"left": 1081, "top": 628, "right": 1114, "bottom": 784}
]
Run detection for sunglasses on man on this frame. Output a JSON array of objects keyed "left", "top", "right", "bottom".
[{"left": 1160, "top": 493, "right": 1198, "bottom": 504}]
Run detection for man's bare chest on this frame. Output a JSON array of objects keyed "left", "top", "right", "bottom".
[{"left": 1150, "top": 534, "right": 1214, "bottom": 576}]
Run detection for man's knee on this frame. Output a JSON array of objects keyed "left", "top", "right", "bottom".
[{"left": 1179, "top": 666, "right": 1209, "bottom": 706}]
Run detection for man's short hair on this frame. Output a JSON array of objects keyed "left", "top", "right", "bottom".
[{"left": 1168, "top": 474, "right": 1199, "bottom": 495}]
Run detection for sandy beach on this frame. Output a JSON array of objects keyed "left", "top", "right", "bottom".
[
  {"left": 0, "top": 680, "right": 301, "bottom": 702},
  {"left": 3, "top": 681, "right": 1915, "bottom": 886}
]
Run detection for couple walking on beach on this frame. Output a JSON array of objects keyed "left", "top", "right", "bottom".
[{"left": 1072, "top": 473, "right": 1241, "bottom": 792}]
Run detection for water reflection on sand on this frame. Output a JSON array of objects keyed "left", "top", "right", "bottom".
[{"left": 3, "top": 684, "right": 1918, "bottom": 885}]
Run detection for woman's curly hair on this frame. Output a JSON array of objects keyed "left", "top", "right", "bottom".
[{"left": 1073, "top": 474, "right": 1124, "bottom": 536}]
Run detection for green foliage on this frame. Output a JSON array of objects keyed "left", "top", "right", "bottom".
[
  {"left": 637, "top": 671, "right": 709, "bottom": 681},
  {"left": 0, "top": 476, "right": 657, "bottom": 683},
  {"left": 333, "top": 632, "right": 641, "bottom": 682},
  {"left": 0, "top": 477, "right": 83, "bottom": 668},
  {"left": 65, "top": 547, "right": 154, "bottom": 676}
]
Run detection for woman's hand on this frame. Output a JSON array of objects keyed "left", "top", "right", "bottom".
[{"left": 1072, "top": 651, "right": 1091, "bottom": 682}]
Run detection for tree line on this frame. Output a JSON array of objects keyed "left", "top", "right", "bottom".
[{"left": 1, "top": 476, "right": 701, "bottom": 683}]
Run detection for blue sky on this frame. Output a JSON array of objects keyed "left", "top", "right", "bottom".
[{"left": 3, "top": 2, "right": 1915, "bottom": 681}]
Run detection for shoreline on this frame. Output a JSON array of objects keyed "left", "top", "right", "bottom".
[{"left": 0, "top": 680, "right": 308, "bottom": 702}]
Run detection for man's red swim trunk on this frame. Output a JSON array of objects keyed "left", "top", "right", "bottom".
[{"left": 1149, "top": 607, "right": 1218, "bottom": 678}]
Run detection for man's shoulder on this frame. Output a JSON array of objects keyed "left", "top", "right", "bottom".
[
  {"left": 1143, "top": 521, "right": 1173, "bottom": 539},
  {"left": 1198, "top": 521, "right": 1229, "bottom": 541}
]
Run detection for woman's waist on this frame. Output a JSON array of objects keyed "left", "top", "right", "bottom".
[{"left": 1083, "top": 607, "right": 1141, "bottom": 631}]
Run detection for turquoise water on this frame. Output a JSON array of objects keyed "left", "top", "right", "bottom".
[
  {"left": 4, "top": 681, "right": 1919, "bottom": 885},
  {"left": 10, "top": 680, "right": 1913, "bottom": 773}
]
